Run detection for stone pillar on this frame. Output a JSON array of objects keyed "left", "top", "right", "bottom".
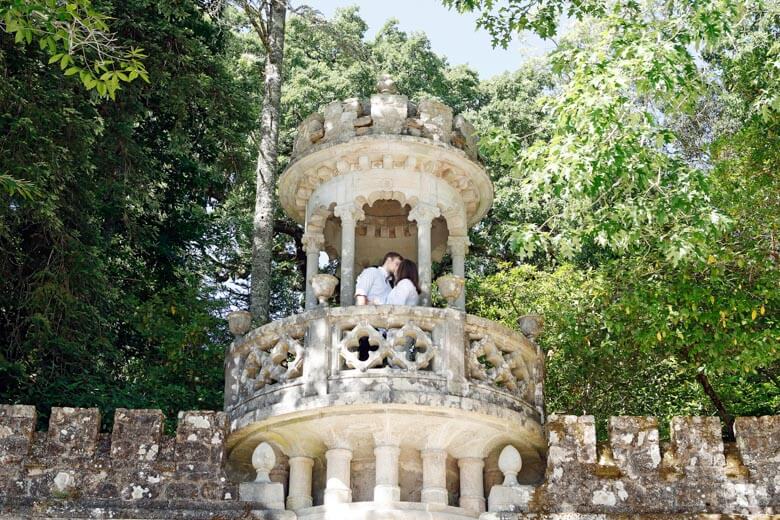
[
  {"left": 458, "top": 457, "right": 485, "bottom": 513},
  {"left": 373, "top": 443, "right": 401, "bottom": 503},
  {"left": 302, "top": 232, "right": 324, "bottom": 310},
  {"left": 448, "top": 235, "right": 469, "bottom": 310},
  {"left": 287, "top": 455, "right": 314, "bottom": 510},
  {"left": 324, "top": 447, "right": 353, "bottom": 504},
  {"left": 421, "top": 449, "right": 448, "bottom": 505},
  {"left": 334, "top": 203, "right": 365, "bottom": 307},
  {"left": 409, "top": 202, "right": 441, "bottom": 306}
]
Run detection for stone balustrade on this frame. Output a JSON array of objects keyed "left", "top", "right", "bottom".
[{"left": 223, "top": 305, "right": 545, "bottom": 426}]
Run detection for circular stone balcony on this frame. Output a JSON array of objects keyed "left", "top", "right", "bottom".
[{"left": 224, "top": 305, "right": 546, "bottom": 515}]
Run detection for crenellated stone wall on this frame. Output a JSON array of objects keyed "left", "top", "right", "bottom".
[
  {"left": 1, "top": 405, "right": 777, "bottom": 519},
  {"left": 490, "top": 414, "right": 779, "bottom": 518},
  {"left": 0, "top": 405, "right": 268, "bottom": 519}
]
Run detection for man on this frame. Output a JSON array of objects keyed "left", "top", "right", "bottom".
[
  {"left": 354, "top": 252, "right": 402, "bottom": 306},
  {"left": 354, "top": 252, "right": 402, "bottom": 361}
]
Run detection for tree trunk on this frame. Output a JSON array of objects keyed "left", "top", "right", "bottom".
[
  {"left": 695, "top": 371, "right": 735, "bottom": 440},
  {"left": 249, "top": 0, "right": 286, "bottom": 324}
]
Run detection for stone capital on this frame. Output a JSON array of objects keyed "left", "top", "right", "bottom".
[
  {"left": 334, "top": 203, "right": 365, "bottom": 224},
  {"left": 408, "top": 202, "right": 441, "bottom": 226},
  {"left": 301, "top": 232, "right": 324, "bottom": 254},
  {"left": 447, "top": 235, "right": 470, "bottom": 256}
]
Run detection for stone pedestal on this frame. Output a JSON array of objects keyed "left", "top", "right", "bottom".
[{"left": 240, "top": 443, "right": 285, "bottom": 510}]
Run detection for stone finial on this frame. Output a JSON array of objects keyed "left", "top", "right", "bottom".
[
  {"left": 376, "top": 73, "right": 399, "bottom": 94},
  {"left": 252, "top": 442, "right": 276, "bottom": 483},
  {"left": 517, "top": 314, "right": 544, "bottom": 340},
  {"left": 311, "top": 273, "right": 339, "bottom": 306},
  {"left": 498, "top": 445, "right": 522, "bottom": 486},
  {"left": 436, "top": 274, "right": 465, "bottom": 307},
  {"left": 227, "top": 310, "right": 252, "bottom": 337}
]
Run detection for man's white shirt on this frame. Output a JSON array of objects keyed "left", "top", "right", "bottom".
[{"left": 354, "top": 266, "right": 392, "bottom": 304}]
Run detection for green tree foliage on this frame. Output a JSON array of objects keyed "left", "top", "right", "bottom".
[
  {"left": 0, "top": 0, "right": 254, "bottom": 429},
  {"left": 448, "top": 0, "right": 779, "bottom": 433},
  {"left": 1, "top": 0, "right": 148, "bottom": 98}
]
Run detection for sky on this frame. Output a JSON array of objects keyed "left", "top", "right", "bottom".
[{"left": 298, "top": 0, "right": 557, "bottom": 80}]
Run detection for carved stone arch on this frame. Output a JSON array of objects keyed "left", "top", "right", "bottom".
[{"left": 306, "top": 204, "right": 332, "bottom": 235}]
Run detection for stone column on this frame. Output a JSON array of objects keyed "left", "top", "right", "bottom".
[
  {"left": 448, "top": 235, "right": 469, "bottom": 311},
  {"left": 286, "top": 455, "right": 314, "bottom": 510},
  {"left": 302, "top": 232, "right": 324, "bottom": 310},
  {"left": 334, "top": 203, "right": 365, "bottom": 307},
  {"left": 409, "top": 202, "right": 441, "bottom": 306},
  {"left": 373, "top": 443, "right": 401, "bottom": 503},
  {"left": 324, "top": 447, "right": 353, "bottom": 504},
  {"left": 458, "top": 457, "right": 485, "bottom": 513},
  {"left": 421, "top": 449, "right": 448, "bottom": 505}
]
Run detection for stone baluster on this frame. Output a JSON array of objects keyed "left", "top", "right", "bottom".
[
  {"left": 421, "top": 449, "right": 449, "bottom": 505},
  {"left": 409, "top": 202, "right": 441, "bottom": 306},
  {"left": 447, "top": 235, "right": 469, "bottom": 310},
  {"left": 302, "top": 232, "right": 324, "bottom": 310},
  {"left": 373, "top": 442, "right": 401, "bottom": 503},
  {"left": 287, "top": 455, "right": 314, "bottom": 510},
  {"left": 334, "top": 203, "right": 365, "bottom": 307},
  {"left": 324, "top": 446, "right": 353, "bottom": 504},
  {"left": 458, "top": 456, "right": 486, "bottom": 513}
]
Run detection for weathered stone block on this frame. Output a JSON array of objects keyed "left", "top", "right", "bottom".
[
  {"left": 547, "top": 415, "right": 597, "bottom": 472},
  {"left": 111, "top": 408, "right": 164, "bottom": 464},
  {"left": 453, "top": 113, "right": 478, "bottom": 160},
  {"left": 47, "top": 407, "right": 100, "bottom": 458},
  {"left": 0, "top": 404, "right": 36, "bottom": 464},
  {"left": 670, "top": 417, "right": 725, "bottom": 475},
  {"left": 323, "top": 98, "right": 360, "bottom": 142},
  {"left": 120, "top": 470, "right": 167, "bottom": 500},
  {"left": 733, "top": 416, "right": 780, "bottom": 480},
  {"left": 166, "top": 480, "right": 200, "bottom": 499},
  {"left": 608, "top": 416, "right": 661, "bottom": 479},
  {"left": 371, "top": 93, "right": 408, "bottom": 134},
  {"left": 175, "top": 411, "right": 228, "bottom": 468},
  {"left": 417, "top": 98, "right": 453, "bottom": 143},
  {"left": 293, "top": 112, "right": 325, "bottom": 156}
]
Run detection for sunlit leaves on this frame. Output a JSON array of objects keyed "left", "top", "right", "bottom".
[{"left": 1, "top": 0, "right": 148, "bottom": 98}]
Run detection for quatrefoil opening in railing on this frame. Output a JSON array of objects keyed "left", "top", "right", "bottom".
[
  {"left": 386, "top": 322, "right": 438, "bottom": 371},
  {"left": 339, "top": 321, "right": 439, "bottom": 372},
  {"left": 339, "top": 321, "right": 390, "bottom": 372}
]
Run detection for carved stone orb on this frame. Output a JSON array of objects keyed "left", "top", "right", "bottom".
[
  {"left": 252, "top": 442, "right": 276, "bottom": 483},
  {"left": 436, "top": 274, "right": 465, "bottom": 307},
  {"left": 375, "top": 73, "right": 399, "bottom": 94},
  {"left": 517, "top": 314, "right": 544, "bottom": 340},
  {"left": 498, "top": 445, "right": 522, "bottom": 486},
  {"left": 227, "top": 310, "right": 252, "bottom": 337},
  {"left": 311, "top": 274, "right": 339, "bottom": 306}
]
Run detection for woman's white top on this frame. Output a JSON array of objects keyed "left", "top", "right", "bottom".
[{"left": 384, "top": 278, "right": 419, "bottom": 306}]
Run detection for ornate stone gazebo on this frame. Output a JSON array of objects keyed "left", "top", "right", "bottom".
[{"left": 223, "top": 76, "right": 546, "bottom": 519}]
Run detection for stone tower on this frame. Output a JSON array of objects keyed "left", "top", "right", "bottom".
[{"left": 223, "top": 76, "right": 546, "bottom": 518}]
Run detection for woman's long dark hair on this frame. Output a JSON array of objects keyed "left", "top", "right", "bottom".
[{"left": 395, "top": 259, "right": 420, "bottom": 293}]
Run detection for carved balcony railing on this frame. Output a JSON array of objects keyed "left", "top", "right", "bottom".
[{"left": 224, "top": 306, "right": 544, "bottom": 428}]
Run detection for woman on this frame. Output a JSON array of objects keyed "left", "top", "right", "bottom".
[{"left": 384, "top": 259, "right": 420, "bottom": 306}]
